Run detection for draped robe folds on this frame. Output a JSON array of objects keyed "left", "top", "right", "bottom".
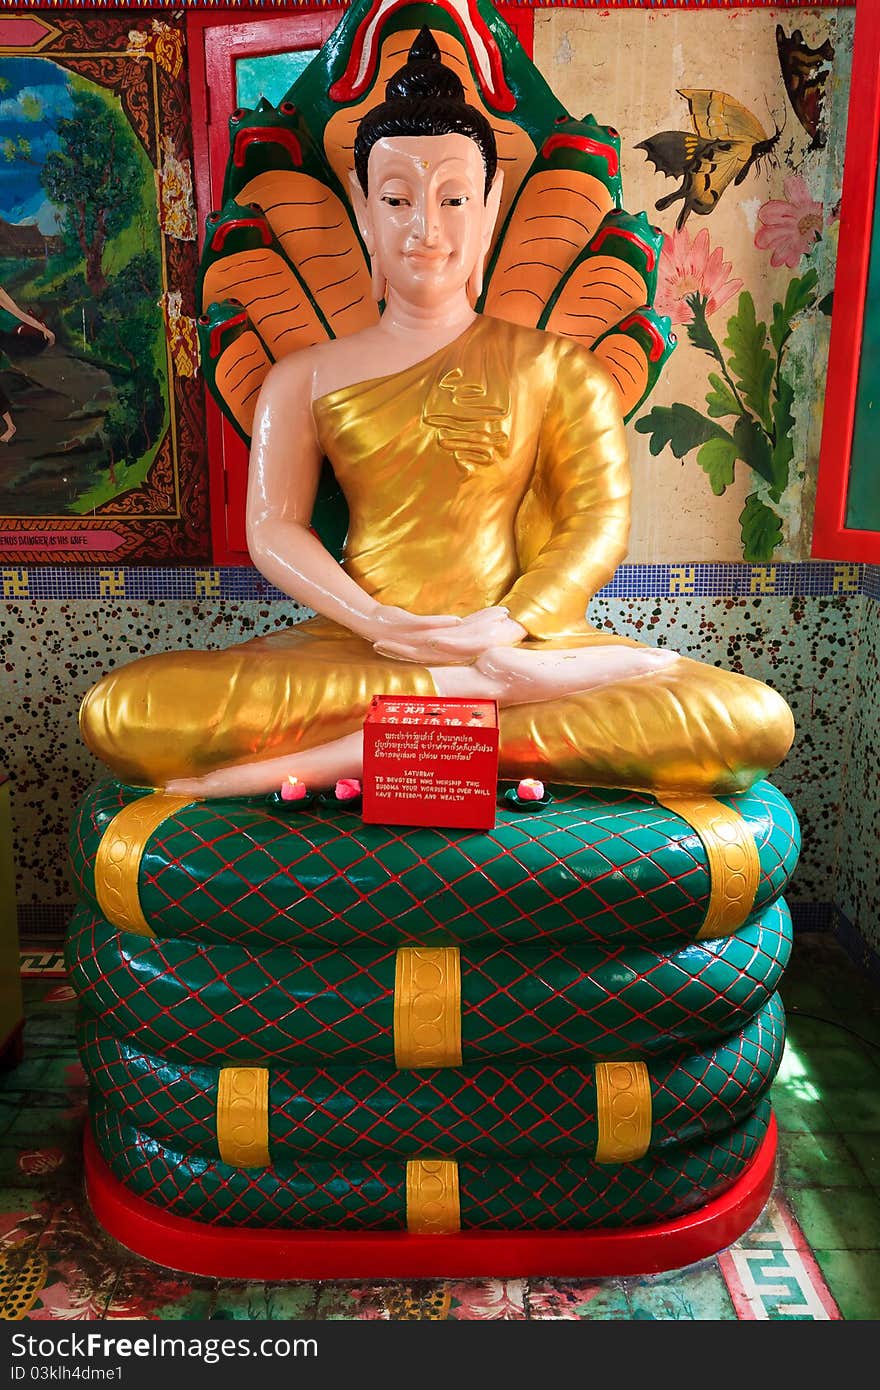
[{"left": 80, "top": 315, "right": 794, "bottom": 794}]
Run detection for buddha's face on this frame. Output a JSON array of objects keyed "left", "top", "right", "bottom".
[{"left": 355, "top": 133, "right": 501, "bottom": 307}]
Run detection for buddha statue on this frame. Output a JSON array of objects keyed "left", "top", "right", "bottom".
[
  {"left": 79, "top": 32, "right": 794, "bottom": 800},
  {"left": 70, "top": 16, "right": 795, "bottom": 1263}
]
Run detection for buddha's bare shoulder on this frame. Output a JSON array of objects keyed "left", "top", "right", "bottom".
[
  {"left": 262, "top": 323, "right": 451, "bottom": 403},
  {"left": 261, "top": 318, "right": 613, "bottom": 409},
  {"left": 259, "top": 337, "right": 359, "bottom": 406}
]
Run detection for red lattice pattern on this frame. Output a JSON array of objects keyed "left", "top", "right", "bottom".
[
  {"left": 68, "top": 778, "right": 799, "bottom": 950},
  {"left": 90, "top": 1100, "right": 770, "bottom": 1230},
  {"left": 67, "top": 901, "right": 791, "bottom": 1065},
  {"left": 80, "top": 994, "right": 784, "bottom": 1160}
]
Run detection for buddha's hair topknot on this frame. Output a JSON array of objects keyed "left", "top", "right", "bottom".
[{"left": 353, "top": 28, "right": 498, "bottom": 200}]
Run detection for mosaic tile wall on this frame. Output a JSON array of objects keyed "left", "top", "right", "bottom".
[
  {"left": 837, "top": 587, "right": 880, "bottom": 959},
  {"left": 0, "top": 578, "right": 863, "bottom": 923}
]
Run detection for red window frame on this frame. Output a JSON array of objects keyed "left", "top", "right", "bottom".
[
  {"left": 813, "top": 0, "right": 880, "bottom": 562},
  {"left": 187, "top": 5, "right": 535, "bottom": 564}
]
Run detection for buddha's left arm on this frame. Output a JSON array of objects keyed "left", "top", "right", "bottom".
[{"left": 499, "top": 343, "right": 630, "bottom": 639}]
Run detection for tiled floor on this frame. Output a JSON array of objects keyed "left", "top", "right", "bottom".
[{"left": 0, "top": 932, "right": 878, "bottom": 1321}]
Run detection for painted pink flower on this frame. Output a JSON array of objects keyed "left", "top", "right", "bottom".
[
  {"left": 343, "top": 1286, "right": 406, "bottom": 1319},
  {"left": 19, "top": 1148, "right": 65, "bottom": 1175},
  {"left": 103, "top": 1274, "right": 194, "bottom": 1320},
  {"left": 755, "top": 176, "right": 824, "bottom": 268},
  {"left": 0, "top": 1212, "right": 39, "bottom": 1248},
  {"left": 528, "top": 1281, "right": 604, "bottom": 1318},
  {"left": 45, "top": 983, "right": 75, "bottom": 1002},
  {"left": 30, "top": 1280, "right": 110, "bottom": 1321},
  {"left": 654, "top": 226, "right": 743, "bottom": 324},
  {"left": 447, "top": 1279, "right": 526, "bottom": 1320}
]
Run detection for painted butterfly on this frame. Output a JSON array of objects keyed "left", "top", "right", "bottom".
[
  {"left": 776, "top": 25, "right": 833, "bottom": 152},
  {"left": 637, "top": 89, "right": 780, "bottom": 231}
]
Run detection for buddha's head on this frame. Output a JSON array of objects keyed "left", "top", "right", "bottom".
[{"left": 349, "top": 29, "right": 503, "bottom": 307}]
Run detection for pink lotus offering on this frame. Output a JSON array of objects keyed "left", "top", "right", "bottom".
[
  {"left": 335, "top": 778, "right": 362, "bottom": 801},
  {"left": 280, "top": 775, "right": 308, "bottom": 802},
  {"left": 516, "top": 778, "right": 545, "bottom": 801}
]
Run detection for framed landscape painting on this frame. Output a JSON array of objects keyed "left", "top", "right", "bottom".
[{"left": 0, "top": 10, "right": 209, "bottom": 565}]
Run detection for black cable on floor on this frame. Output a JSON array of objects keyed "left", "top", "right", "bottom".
[{"left": 786, "top": 1007, "right": 880, "bottom": 1054}]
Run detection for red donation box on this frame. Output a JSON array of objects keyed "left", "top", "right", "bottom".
[{"left": 362, "top": 695, "right": 500, "bottom": 830}]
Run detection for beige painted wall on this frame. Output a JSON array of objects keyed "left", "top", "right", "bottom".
[{"left": 534, "top": 6, "right": 854, "bottom": 561}]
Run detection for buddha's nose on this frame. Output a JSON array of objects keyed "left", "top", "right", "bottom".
[{"left": 415, "top": 201, "right": 441, "bottom": 246}]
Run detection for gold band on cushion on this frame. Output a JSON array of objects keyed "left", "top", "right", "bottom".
[
  {"left": 406, "top": 1159, "right": 461, "bottom": 1233},
  {"left": 594, "top": 1061, "right": 652, "bottom": 1163},
  {"left": 94, "top": 793, "right": 195, "bottom": 937},
  {"left": 655, "top": 795, "right": 761, "bottom": 940},
  {"left": 394, "top": 946, "right": 462, "bottom": 1069},
  {"left": 217, "top": 1066, "right": 270, "bottom": 1168}
]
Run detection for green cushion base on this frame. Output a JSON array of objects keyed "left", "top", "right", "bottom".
[
  {"left": 70, "top": 777, "right": 800, "bottom": 949},
  {"left": 90, "top": 1098, "right": 771, "bottom": 1231}
]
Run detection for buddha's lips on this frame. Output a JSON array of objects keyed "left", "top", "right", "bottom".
[{"left": 328, "top": 0, "right": 516, "bottom": 114}]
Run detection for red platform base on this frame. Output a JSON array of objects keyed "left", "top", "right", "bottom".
[{"left": 83, "top": 1116, "right": 776, "bottom": 1280}]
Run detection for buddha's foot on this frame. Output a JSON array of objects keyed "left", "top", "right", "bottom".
[
  {"left": 165, "top": 730, "right": 363, "bottom": 799},
  {"left": 473, "top": 643, "right": 679, "bottom": 707}
]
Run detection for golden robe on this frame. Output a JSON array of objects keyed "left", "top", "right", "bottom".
[{"left": 80, "top": 315, "right": 794, "bottom": 793}]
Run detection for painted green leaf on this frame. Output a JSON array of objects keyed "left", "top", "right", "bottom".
[
  {"left": 685, "top": 293, "right": 718, "bottom": 357},
  {"left": 770, "top": 270, "right": 819, "bottom": 356},
  {"left": 725, "top": 293, "right": 774, "bottom": 433},
  {"left": 783, "top": 268, "right": 819, "bottom": 317},
  {"left": 818, "top": 291, "right": 833, "bottom": 316},
  {"left": 770, "top": 375, "right": 796, "bottom": 497},
  {"left": 733, "top": 415, "right": 775, "bottom": 487},
  {"left": 740, "top": 492, "right": 783, "bottom": 561},
  {"left": 634, "top": 403, "right": 729, "bottom": 458},
  {"left": 706, "top": 372, "right": 739, "bottom": 419},
  {"left": 769, "top": 303, "right": 787, "bottom": 359},
  {"left": 697, "top": 436, "right": 738, "bottom": 495}
]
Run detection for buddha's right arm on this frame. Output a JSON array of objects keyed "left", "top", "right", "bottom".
[
  {"left": 246, "top": 357, "right": 460, "bottom": 645},
  {"left": 246, "top": 357, "right": 381, "bottom": 636}
]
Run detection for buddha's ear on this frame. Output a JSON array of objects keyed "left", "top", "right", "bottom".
[
  {"left": 469, "top": 171, "right": 505, "bottom": 303},
  {"left": 348, "top": 170, "right": 374, "bottom": 252},
  {"left": 482, "top": 169, "right": 504, "bottom": 249}
]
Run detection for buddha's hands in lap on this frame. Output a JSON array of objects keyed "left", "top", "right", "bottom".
[
  {"left": 372, "top": 606, "right": 527, "bottom": 664},
  {"left": 369, "top": 604, "right": 463, "bottom": 646}
]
